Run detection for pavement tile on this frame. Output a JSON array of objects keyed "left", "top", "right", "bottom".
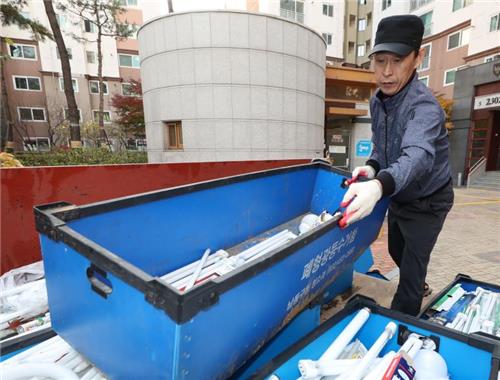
[{"left": 365, "top": 186, "right": 500, "bottom": 301}]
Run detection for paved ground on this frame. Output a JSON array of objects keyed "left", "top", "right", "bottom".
[{"left": 323, "top": 186, "right": 500, "bottom": 319}]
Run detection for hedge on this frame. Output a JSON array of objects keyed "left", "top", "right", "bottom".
[{"left": 15, "top": 148, "right": 148, "bottom": 167}]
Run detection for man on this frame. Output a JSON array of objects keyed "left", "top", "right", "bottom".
[{"left": 341, "top": 15, "right": 454, "bottom": 316}]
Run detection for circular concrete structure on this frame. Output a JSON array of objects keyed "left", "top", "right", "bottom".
[{"left": 139, "top": 10, "right": 326, "bottom": 162}]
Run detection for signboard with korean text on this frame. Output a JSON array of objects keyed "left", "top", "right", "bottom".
[{"left": 474, "top": 92, "right": 500, "bottom": 110}]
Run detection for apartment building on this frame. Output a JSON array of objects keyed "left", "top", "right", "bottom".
[
  {"left": 170, "top": 0, "right": 344, "bottom": 59},
  {"left": 343, "top": 0, "right": 375, "bottom": 67},
  {"left": 1, "top": 0, "right": 360, "bottom": 153},
  {"left": 1, "top": 0, "right": 166, "bottom": 152}
]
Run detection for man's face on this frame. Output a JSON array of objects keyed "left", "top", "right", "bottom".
[{"left": 372, "top": 49, "right": 423, "bottom": 96}]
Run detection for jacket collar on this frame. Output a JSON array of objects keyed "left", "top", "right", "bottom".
[{"left": 374, "top": 71, "right": 418, "bottom": 111}]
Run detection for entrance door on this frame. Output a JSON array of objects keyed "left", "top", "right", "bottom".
[
  {"left": 486, "top": 111, "right": 500, "bottom": 171},
  {"left": 327, "top": 132, "right": 350, "bottom": 168}
]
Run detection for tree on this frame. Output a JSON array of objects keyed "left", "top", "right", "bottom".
[
  {"left": 0, "top": 1, "right": 52, "bottom": 41},
  {"left": 59, "top": 0, "right": 134, "bottom": 144},
  {"left": 1, "top": 1, "right": 52, "bottom": 152},
  {"left": 435, "top": 93, "right": 454, "bottom": 134},
  {"left": 43, "top": 0, "right": 81, "bottom": 148},
  {"left": 110, "top": 79, "right": 144, "bottom": 140}
]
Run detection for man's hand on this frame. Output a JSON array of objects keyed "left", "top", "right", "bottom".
[
  {"left": 340, "top": 180, "right": 383, "bottom": 226},
  {"left": 352, "top": 165, "right": 376, "bottom": 179}
]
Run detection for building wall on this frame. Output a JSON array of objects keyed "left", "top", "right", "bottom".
[
  {"left": 350, "top": 118, "right": 373, "bottom": 169},
  {"left": 3, "top": 39, "right": 50, "bottom": 142},
  {"left": 42, "top": 74, "right": 93, "bottom": 128},
  {"left": 1, "top": 0, "right": 152, "bottom": 150},
  {"left": 139, "top": 11, "right": 326, "bottom": 163},
  {"left": 418, "top": 24, "right": 470, "bottom": 99},
  {"left": 303, "top": 1, "right": 344, "bottom": 59},
  {"left": 342, "top": 0, "right": 374, "bottom": 66},
  {"left": 450, "top": 60, "right": 500, "bottom": 183}
]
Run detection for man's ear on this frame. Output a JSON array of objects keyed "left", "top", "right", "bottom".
[{"left": 414, "top": 47, "right": 425, "bottom": 69}]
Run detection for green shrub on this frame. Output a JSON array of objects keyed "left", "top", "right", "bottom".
[{"left": 16, "top": 148, "right": 147, "bottom": 167}]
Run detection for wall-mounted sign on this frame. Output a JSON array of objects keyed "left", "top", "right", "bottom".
[
  {"left": 330, "top": 134, "right": 344, "bottom": 144},
  {"left": 356, "top": 140, "right": 372, "bottom": 157},
  {"left": 329, "top": 145, "right": 346, "bottom": 154},
  {"left": 474, "top": 92, "right": 500, "bottom": 110},
  {"left": 326, "top": 84, "right": 372, "bottom": 102}
]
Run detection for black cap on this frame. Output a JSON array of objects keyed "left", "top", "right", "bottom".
[{"left": 370, "top": 15, "right": 424, "bottom": 57}]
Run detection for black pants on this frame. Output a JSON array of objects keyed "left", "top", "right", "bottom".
[{"left": 388, "top": 180, "right": 454, "bottom": 316}]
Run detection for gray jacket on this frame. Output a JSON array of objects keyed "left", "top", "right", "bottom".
[{"left": 367, "top": 73, "right": 452, "bottom": 203}]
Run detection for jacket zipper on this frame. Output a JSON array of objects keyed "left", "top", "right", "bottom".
[
  {"left": 385, "top": 113, "right": 388, "bottom": 166},
  {"left": 381, "top": 101, "right": 388, "bottom": 167}
]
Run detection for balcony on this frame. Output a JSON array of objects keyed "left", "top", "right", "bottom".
[{"left": 280, "top": 8, "right": 304, "bottom": 24}]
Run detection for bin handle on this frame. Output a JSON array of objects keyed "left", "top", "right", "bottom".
[{"left": 86, "top": 264, "right": 113, "bottom": 298}]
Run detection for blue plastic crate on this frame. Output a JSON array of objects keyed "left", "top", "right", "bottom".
[
  {"left": 419, "top": 273, "right": 500, "bottom": 342},
  {"left": 35, "top": 163, "right": 388, "bottom": 379},
  {"left": 253, "top": 296, "right": 500, "bottom": 380}
]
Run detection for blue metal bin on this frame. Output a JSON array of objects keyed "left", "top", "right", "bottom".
[{"left": 34, "top": 163, "right": 388, "bottom": 379}]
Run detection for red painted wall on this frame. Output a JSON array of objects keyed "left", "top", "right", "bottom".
[{"left": 1, "top": 160, "right": 307, "bottom": 274}]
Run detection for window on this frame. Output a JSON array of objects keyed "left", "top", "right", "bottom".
[
  {"left": 18, "top": 107, "right": 46, "bottom": 122},
  {"left": 23, "top": 137, "right": 50, "bottom": 152},
  {"left": 59, "top": 77, "right": 79, "bottom": 92},
  {"left": 444, "top": 65, "right": 467, "bottom": 86},
  {"left": 164, "top": 121, "right": 183, "bottom": 150},
  {"left": 93, "top": 110, "right": 112, "bottom": 124},
  {"left": 64, "top": 108, "right": 82, "bottom": 120},
  {"left": 444, "top": 68, "right": 457, "bottom": 86},
  {"left": 484, "top": 54, "right": 500, "bottom": 63},
  {"left": 358, "top": 18, "right": 366, "bottom": 31},
  {"left": 118, "top": 54, "right": 140, "bottom": 68},
  {"left": 348, "top": 41, "right": 355, "bottom": 54},
  {"left": 410, "top": 0, "right": 433, "bottom": 11},
  {"left": 365, "top": 39, "right": 371, "bottom": 52},
  {"left": 126, "top": 138, "right": 146, "bottom": 151},
  {"left": 359, "top": 0, "right": 366, "bottom": 4},
  {"left": 89, "top": 80, "right": 109, "bottom": 95},
  {"left": 280, "top": 0, "right": 304, "bottom": 23},
  {"left": 418, "top": 43, "right": 431, "bottom": 71},
  {"left": 419, "top": 76, "right": 429, "bottom": 86},
  {"left": 349, "top": 14, "right": 356, "bottom": 26},
  {"left": 56, "top": 14, "right": 67, "bottom": 27},
  {"left": 119, "top": 0, "right": 138, "bottom": 5},
  {"left": 130, "top": 28, "right": 138, "bottom": 40},
  {"left": 357, "top": 44, "right": 365, "bottom": 57},
  {"left": 13, "top": 76, "right": 41, "bottom": 91},
  {"left": 453, "top": 0, "right": 472, "bottom": 12},
  {"left": 420, "top": 11, "right": 433, "bottom": 37},
  {"left": 84, "top": 20, "right": 97, "bottom": 33},
  {"left": 382, "top": 0, "right": 391, "bottom": 10},
  {"left": 367, "top": 12, "right": 372, "bottom": 25},
  {"left": 86, "top": 51, "right": 96, "bottom": 64},
  {"left": 447, "top": 29, "right": 470, "bottom": 50},
  {"left": 322, "top": 4, "right": 333, "bottom": 17},
  {"left": 122, "top": 83, "right": 138, "bottom": 96},
  {"left": 490, "top": 14, "right": 500, "bottom": 32},
  {"left": 322, "top": 33, "right": 332, "bottom": 45},
  {"left": 9, "top": 44, "right": 36, "bottom": 60},
  {"left": 56, "top": 47, "right": 72, "bottom": 60}
]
